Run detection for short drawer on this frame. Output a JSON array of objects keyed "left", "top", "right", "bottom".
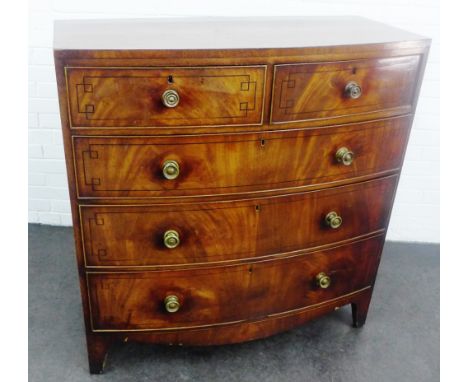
[
  {"left": 66, "top": 66, "right": 266, "bottom": 128},
  {"left": 73, "top": 117, "right": 409, "bottom": 199},
  {"left": 87, "top": 235, "right": 383, "bottom": 331},
  {"left": 271, "top": 55, "right": 420, "bottom": 124},
  {"left": 80, "top": 175, "right": 396, "bottom": 267}
]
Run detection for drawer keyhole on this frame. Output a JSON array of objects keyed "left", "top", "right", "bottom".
[{"left": 168, "top": 75, "right": 174, "bottom": 84}]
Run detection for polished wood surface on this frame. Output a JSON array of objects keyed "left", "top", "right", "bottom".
[
  {"left": 54, "top": 17, "right": 430, "bottom": 373},
  {"left": 81, "top": 176, "right": 396, "bottom": 267},
  {"left": 271, "top": 56, "right": 420, "bottom": 124},
  {"left": 87, "top": 235, "right": 383, "bottom": 331},
  {"left": 54, "top": 17, "right": 427, "bottom": 50},
  {"left": 67, "top": 66, "right": 265, "bottom": 128},
  {"left": 74, "top": 117, "right": 409, "bottom": 199}
]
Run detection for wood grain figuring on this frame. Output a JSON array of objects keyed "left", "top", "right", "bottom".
[
  {"left": 87, "top": 235, "right": 384, "bottom": 331},
  {"left": 53, "top": 17, "right": 430, "bottom": 374},
  {"left": 67, "top": 66, "right": 265, "bottom": 128},
  {"left": 73, "top": 117, "right": 409, "bottom": 199},
  {"left": 80, "top": 176, "right": 396, "bottom": 267},
  {"left": 271, "top": 56, "right": 420, "bottom": 124},
  {"left": 113, "top": 287, "right": 374, "bottom": 346}
]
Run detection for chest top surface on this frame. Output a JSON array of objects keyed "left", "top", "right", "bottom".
[{"left": 53, "top": 16, "right": 427, "bottom": 51}]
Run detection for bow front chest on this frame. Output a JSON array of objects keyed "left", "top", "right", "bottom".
[{"left": 54, "top": 17, "right": 430, "bottom": 374}]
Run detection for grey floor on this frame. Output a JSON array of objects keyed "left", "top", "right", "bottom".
[{"left": 29, "top": 224, "right": 439, "bottom": 382}]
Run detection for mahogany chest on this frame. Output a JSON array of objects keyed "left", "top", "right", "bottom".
[{"left": 53, "top": 17, "right": 430, "bottom": 374}]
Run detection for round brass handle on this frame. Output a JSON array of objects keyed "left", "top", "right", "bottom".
[
  {"left": 164, "top": 295, "right": 180, "bottom": 313},
  {"left": 161, "top": 89, "right": 180, "bottom": 108},
  {"left": 162, "top": 160, "right": 180, "bottom": 180},
  {"left": 335, "top": 147, "right": 354, "bottom": 166},
  {"left": 325, "top": 211, "right": 343, "bottom": 229},
  {"left": 164, "top": 230, "right": 180, "bottom": 249},
  {"left": 316, "top": 272, "right": 331, "bottom": 289},
  {"left": 345, "top": 81, "right": 362, "bottom": 99}
]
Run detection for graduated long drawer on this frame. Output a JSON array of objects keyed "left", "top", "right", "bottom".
[
  {"left": 80, "top": 175, "right": 397, "bottom": 267},
  {"left": 87, "top": 235, "right": 384, "bottom": 331},
  {"left": 73, "top": 116, "right": 410, "bottom": 199}
]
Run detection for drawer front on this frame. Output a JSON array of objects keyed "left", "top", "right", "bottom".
[
  {"left": 80, "top": 176, "right": 396, "bottom": 267},
  {"left": 87, "top": 235, "right": 384, "bottom": 331},
  {"left": 66, "top": 66, "right": 266, "bottom": 128},
  {"left": 73, "top": 117, "right": 409, "bottom": 198},
  {"left": 271, "top": 56, "right": 420, "bottom": 124}
]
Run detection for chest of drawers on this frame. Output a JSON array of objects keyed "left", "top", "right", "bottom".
[{"left": 54, "top": 17, "right": 430, "bottom": 374}]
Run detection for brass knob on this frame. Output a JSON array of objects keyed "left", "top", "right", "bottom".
[
  {"left": 316, "top": 272, "right": 331, "bottom": 289},
  {"left": 335, "top": 147, "right": 354, "bottom": 166},
  {"left": 325, "top": 211, "right": 342, "bottom": 229},
  {"left": 161, "top": 89, "right": 180, "bottom": 108},
  {"left": 345, "top": 81, "right": 362, "bottom": 99},
  {"left": 162, "top": 160, "right": 180, "bottom": 180},
  {"left": 164, "top": 295, "right": 180, "bottom": 313},
  {"left": 164, "top": 230, "right": 180, "bottom": 249}
]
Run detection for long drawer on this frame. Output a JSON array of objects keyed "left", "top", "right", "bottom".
[
  {"left": 73, "top": 117, "right": 409, "bottom": 199},
  {"left": 87, "top": 235, "right": 384, "bottom": 331},
  {"left": 271, "top": 56, "right": 420, "bottom": 125},
  {"left": 80, "top": 175, "right": 397, "bottom": 267},
  {"left": 66, "top": 66, "right": 266, "bottom": 128}
]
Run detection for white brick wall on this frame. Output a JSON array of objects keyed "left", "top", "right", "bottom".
[{"left": 28, "top": 0, "right": 439, "bottom": 242}]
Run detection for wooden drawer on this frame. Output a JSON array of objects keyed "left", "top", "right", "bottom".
[
  {"left": 87, "top": 235, "right": 384, "bottom": 331},
  {"left": 73, "top": 117, "right": 409, "bottom": 199},
  {"left": 80, "top": 175, "right": 396, "bottom": 267},
  {"left": 66, "top": 66, "right": 266, "bottom": 128},
  {"left": 271, "top": 56, "right": 420, "bottom": 124}
]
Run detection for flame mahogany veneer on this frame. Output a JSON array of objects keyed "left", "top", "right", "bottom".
[{"left": 54, "top": 17, "right": 430, "bottom": 374}]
